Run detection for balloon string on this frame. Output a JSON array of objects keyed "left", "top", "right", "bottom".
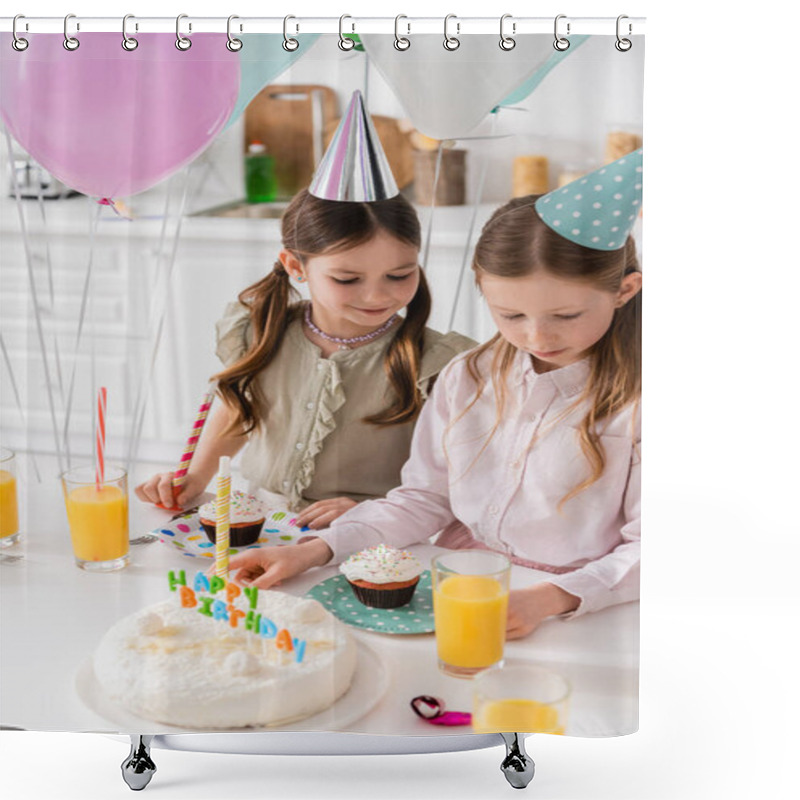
[
  {"left": 420, "top": 142, "right": 444, "bottom": 273},
  {"left": 3, "top": 127, "right": 65, "bottom": 476},
  {"left": 60, "top": 198, "right": 103, "bottom": 469},
  {"left": 125, "top": 167, "right": 193, "bottom": 474},
  {"left": 447, "top": 108, "right": 500, "bottom": 332}
]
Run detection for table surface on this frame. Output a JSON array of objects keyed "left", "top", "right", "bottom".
[{"left": 0, "top": 464, "right": 639, "bottom": 738}]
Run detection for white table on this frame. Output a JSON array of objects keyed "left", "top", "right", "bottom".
[{"left": 0, "top": 466, "right": 638, "bottom": 739}]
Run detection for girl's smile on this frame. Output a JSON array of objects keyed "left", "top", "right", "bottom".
[{"left": 281, "top": 229, "right": 420, "bottom": 340}]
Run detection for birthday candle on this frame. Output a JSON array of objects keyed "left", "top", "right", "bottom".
[{"left": 215, "top": 456, "right": 231, "bottom": 579}]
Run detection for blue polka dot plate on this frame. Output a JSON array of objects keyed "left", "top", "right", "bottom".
[
  {"left": 306, "top": 571, "right": 434, "bottom": 634},
  {"left": 152, "top": 509, "right": 308, "bottom": 559}
]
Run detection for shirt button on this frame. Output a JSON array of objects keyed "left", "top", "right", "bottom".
[
  {"left": 488, "top": 505, "right": 499, "bottom": 515},
  {"left": 283, "top": 480, "right": 290, "bottom": 488},
  {"left": 295, "top": 442, "right": 303, "bottom": 450},
  {"left": 306, "top": 402, "right": 314, "bottom": 410},
  {"left": 316, "top": 363, "right": 324, "bottom": 371}
]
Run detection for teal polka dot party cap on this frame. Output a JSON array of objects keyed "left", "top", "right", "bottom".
[{"left": 535, "top": 149, "right": 643, "bottom": 251}]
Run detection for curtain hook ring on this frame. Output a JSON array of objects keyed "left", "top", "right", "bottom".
[
  {"left": 615, "top": 15, "right": 632, "bottom": 52},
  {"left": 499, "top": 14, "right": 516, "bottom": 51},
  {"left": 122, "top": 14, "right": 138, "bottom": 51},
  {"left": 226, "top": 15, "right": 243, "bottom": 51},
  {"left": 338, "top": 14, "right": 355, "bottom": 51},
  {"left": 282, "top": 15, "right": 299, "bottom": 51},
  {"left": 443, "top": 14, "right": 460, "bottom": 51},
  {"left": 63, "top": 13, "right": 80, "bottom": 51},
  {"left": 553, "top": 14, "right": 570, "bottom": 51},
  {"left": 12, "top": 15, "right": 29, "bottom": 52},
  {"left": 394, "top": 14, "right": 410, "bottom": 51},
  {"left": 176, "top": 14, "right": 192, "bottom": 51}
]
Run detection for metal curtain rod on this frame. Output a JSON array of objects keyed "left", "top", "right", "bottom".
[{"left": 0, "top": 16, "right": 646, "bottom": 36}]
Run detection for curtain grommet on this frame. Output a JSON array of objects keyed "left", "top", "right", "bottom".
[
  {"left": 282, "top": 15, "right": 299, "bottom": 51},
  {"left": 443, "top": 14, "right": 460, "bottom": 51},
  {"left": 553, "top": 14, "right": 570, "bottom": 51},
  {"left": 11, "top": 15, "right": 29, "bottom": 51},
  {"left": 122, "top": 14, "right": 139, "bottom": 51},
  {"left": 338, "top": 14, "right": 356, "bottom": 51},
  {"left": 176, "top": 14, "right": 192, "bottom": 51},
  {"left": 499, "top": 14, "right": 516, "bottom": 51},
  {"left": 63, "top": 13, "right": 80, "bottom": 51},
  {"left": 615, "top": 15, "right": 633, "bottom": 51},
  {"left": 226, "top": 15, "right": 243, "bottom": 52},
  {"left": 394, "top": 14, "right": 410, "bottom": 51}
]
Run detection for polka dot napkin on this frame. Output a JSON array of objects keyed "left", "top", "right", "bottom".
[{"left": 535, "top": 148, "right": 643, "bottom": 251}]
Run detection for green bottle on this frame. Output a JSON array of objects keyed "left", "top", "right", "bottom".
[{"left": 245, "top": 141, "right": 277, "bottom": 204}]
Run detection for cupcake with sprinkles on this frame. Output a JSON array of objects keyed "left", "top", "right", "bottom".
[
  {"left": 198, "top": 490, "right": 266, "bottom": 548},
  {"left": 340, "top": 544, "right": 424, "bottom": 609}
]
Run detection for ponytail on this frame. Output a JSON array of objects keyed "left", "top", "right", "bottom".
[{"left": 213, "top": 262, "right": 301, "bottom": 434}]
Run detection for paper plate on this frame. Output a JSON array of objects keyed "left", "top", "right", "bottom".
[
  {"left": 153, "top": 508, "right": 309, "bottom": 559},
  {"left": 306, "top": 571, "right": 434, "bottom": 634}
]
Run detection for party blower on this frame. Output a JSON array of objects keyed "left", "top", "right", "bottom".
[{"left": 0, "top": 14, "right": 644, "bottom": 794}]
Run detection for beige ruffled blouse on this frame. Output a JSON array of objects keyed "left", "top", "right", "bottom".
[{"left": 215, "top": 301, "right": 475, "bottom": 511}]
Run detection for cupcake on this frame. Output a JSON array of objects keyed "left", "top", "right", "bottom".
[
  {"left": 198, "top": 491, "right": 266, "bottom": 548},
  {"left": 339, "top": 544, "right": 423, "bottom": 609}
]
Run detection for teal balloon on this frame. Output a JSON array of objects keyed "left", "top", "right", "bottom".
[
  {"left": 224, "top": 33, "right": 320, "bottom": 130},
  {"left": 498, "top": 35, "right": 590, "bottom": 107}
]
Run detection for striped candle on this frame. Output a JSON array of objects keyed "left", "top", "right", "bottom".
[
  {"left": 172, "top": 384, "right": 216, "bottom": 492},
  {"left": 215, "top": 456, "right": 232, "bottom": 579},
  {"left": 95, "top": 387, "right": 107, "bottom": 490}
]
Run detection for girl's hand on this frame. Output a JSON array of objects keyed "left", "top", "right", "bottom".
[
  {"left": 505, "top": 583, "right": 581, "bottom": 640},
  {"left": 228, "top": 538, "right": 334, "bottom": 590},
  {"left": 134, "top": 471, "right": 206, "bottom": 510},
  {"left": 295, "top": 497, "right": 358, "bottom": 530}
]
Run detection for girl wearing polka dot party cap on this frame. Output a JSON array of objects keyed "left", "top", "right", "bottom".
[{"left": 229, "top": 151, "right": 643, "bottom": 640}]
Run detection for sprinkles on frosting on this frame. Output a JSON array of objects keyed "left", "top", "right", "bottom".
[
  {"left": 199, "top": 490, "right": 266, "bottom": 524},
  {"left": 339, "top": 544, "right": 423, "bottom": 584}
]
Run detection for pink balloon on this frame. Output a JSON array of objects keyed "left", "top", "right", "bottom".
[{"left": 0, "top": 33, "right": 240, "bottom": 198}]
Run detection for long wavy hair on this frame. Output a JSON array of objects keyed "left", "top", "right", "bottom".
[
  {"left": 457, "top": 195, "right": 641, "bottom": 507},
  {"left": 213, "top": 189, "right": 431, "bottom": 434}
]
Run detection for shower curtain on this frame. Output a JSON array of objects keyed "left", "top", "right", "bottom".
[{"left": 0, "top": 18, "right": 644, "bottom": 742}]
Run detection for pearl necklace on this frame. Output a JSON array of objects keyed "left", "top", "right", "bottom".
[{"left": 303, "top": 303, "right": 398, "bottom": 350}]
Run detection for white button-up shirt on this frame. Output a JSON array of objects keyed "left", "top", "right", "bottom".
[{"left": 324, "top": 346, "right": 640, "bottom": 617}]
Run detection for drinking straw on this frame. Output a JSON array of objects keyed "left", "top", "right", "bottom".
[
  {"left": 215, "top": 456, "right": 231, "bottom": 580},
  {"left": 170, "top": 383, "right": 216, "bottom": 503},
  {"left": 95, "top": 386, "right": 107, "bottom": 490}
]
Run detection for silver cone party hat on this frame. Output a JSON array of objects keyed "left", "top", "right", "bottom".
[{"left": 309, "top": 90, "right": 399, "bottom": 202}]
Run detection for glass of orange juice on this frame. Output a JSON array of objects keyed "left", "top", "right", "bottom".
[
  {"left": 472, "top": 663, "right": 570, "bottom": 735},
  {"left": 1, "top": 447, "right": 21, "bottom": 547},
  {"left": 432, "top": 550, "right": 511, "bottom": 678},
  {"left": 61, "top": 465, "right": 129, "bottom": 572}
]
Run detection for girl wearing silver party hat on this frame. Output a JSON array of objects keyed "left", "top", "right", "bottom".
[
  {"left": 136, "top": 90, "right": 474, "bottom": 528},
  {"left": 229, "top": 151, "right": 643, "bottom": 641}
]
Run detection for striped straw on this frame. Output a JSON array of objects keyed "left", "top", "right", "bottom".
[
  {"left": 95, "top": 386, "right": 107, "bottom": 490},
  {"left": 215, "top": 456, "right": 231, "bottom": 579},
  {"left": 172, "top": 383, "right": 216, "bottom": 496}
]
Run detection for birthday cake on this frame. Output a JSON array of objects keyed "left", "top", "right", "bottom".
[{"left": 93, "top": 572, "right": 357, "bottom": 729}]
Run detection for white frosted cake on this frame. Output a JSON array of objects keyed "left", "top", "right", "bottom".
[{"left": 93, "top": 587, "right": 357, "bottom": 729}]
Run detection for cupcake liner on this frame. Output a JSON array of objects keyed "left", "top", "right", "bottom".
[
  {"left": 200, "top": 519, "right": 264, "bottom": 548},
  {"left": 347, "top": 578, "right": 420, "bottom": 610}
]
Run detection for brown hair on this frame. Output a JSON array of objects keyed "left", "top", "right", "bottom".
[
  {"left": 214, "top": 189, "right": 430, "bottom": 434},
  {"left": 459, "top": 195, "right": 641, "bottom": 505}
]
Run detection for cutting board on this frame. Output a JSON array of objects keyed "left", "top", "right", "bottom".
[{"left": 244, "top": 84, "right": 339, "bottom": 199}]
